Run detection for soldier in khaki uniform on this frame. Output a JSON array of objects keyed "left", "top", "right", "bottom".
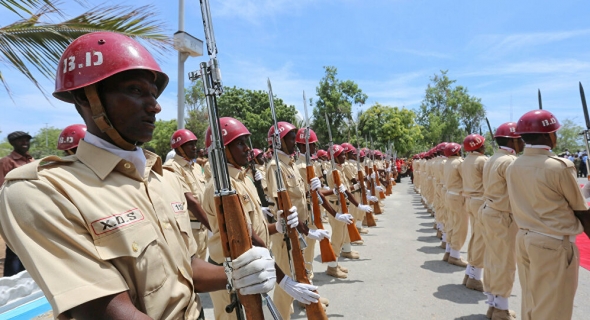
[
  {"left": 266, "top": 122, "right": 331, "bottom": 318},
  {"left": 164, "top": 129, "right": 211, "bottom": 260},
  {"left": 507, "top": 110, "right": 590, "bottom": 320},
  {"left": 203, "top": 117, "right": 321, "bottom": 320},
  {"left": 461, "top": 134, "right": 489, "bottom": 292},
  {"left": 443, "top": 143, "right": 469, "bottom": 267},
  {"left": 434, "top": 144, "right": 449, "bottom": 249},
  {"left": 0, "top": 32, "right": 276, "bottom": 319},
  {"left": 481, "top": 122, "right": 524, "bottom": 320}
]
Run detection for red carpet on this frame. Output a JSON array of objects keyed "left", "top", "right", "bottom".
[{"left": 577, "top": 233, "right": 590, "bottom": 271}]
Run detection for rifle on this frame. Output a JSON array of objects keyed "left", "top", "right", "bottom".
[
  {"left": 578, "top": 82, "right": 590, "bottom": 181},
  {"left": 485, "top": 117, "right": 497, "bottom": 150},
  {"left": 371, "top": 137, "right": 386, "bottom": 200},
  {"left": 324, "top": 113, "right": 363, "bottom": 242},
  {"left": 303, "top": 91, "right": 337, "bottom": 263},
  {"left": 189, "top": 2, "right": 273, "bottom": 319},
  {"left": 538, "top": 89, "right": 543, "bottom": 110},
  {"left": 247, "top": 137, "right": 276, "bottom": 223},
  {"left": 354, "top": 125, "right": 376, "bottom": 227},
  {"left": 365, "top": 138, "right": 382, "bottom": 214},
  {"left": 268, "top": 80, "right": 328, "bottom": 319},
  {"left": 385, "top": 141, "right": 394, "bottom": 193}
]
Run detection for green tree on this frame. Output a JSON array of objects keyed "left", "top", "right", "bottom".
[
  {"left": 215, "top": 86, "right": 297, "bottom": 149},
  {"left": 358, "top": 103, "right": 423, "bottom": 156},
  {"left": 1, "top": 1, "right": 171, "bottom": 99},
  {"left": 312, "top": 66, "right": 367, "bottom": 146},
  {"left": 555, "top": 118, "right": 585, "bottom": 155},
  {"left": 28, "top": 126, "right": 62, "bottom": 158},
  {"left": 184, "top": 79, "right": 208, "bottom": 149},
  {"left": 416, "top": 70, "right": 486, "bottom": 147},
  {"left": 144, "top": 119, "right": 177, "bottom": 159}
]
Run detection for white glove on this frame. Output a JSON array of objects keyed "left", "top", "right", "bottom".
[
  {"left": 391, "top": 178, "right": 395, "bottom": 182},
  {"left": 376, "top": 185, "right": 385, "bottom": 192},
  {"left": 335, "top": 213, "right": 353, "bottom": 224},
  {"left": 232, "top": 247, "right": 276, "bottom": 295},
  {"left": 278, "top": 276, "right": 319, "bottom": 305},
  {"left": 386, "top": 167, "right": 391, "bottom": 172},
  {"left": 358, "top": 204, "right": 373, "bottom": 213},
  {"left": 261, "top": 207, "right": 273, "bottom": 217},
  {"left": 323, "top": 170, "right": 328, "bottom": 175},
  {"left": 254, "top": 170, "right": 263, "bottom": 181},
  {"left": 307, "top": 228, "right": 331, "bottom": 241},
  {"left": 352, "top": 182, "right": 360, "bottom": 191},
  {"left": 276, "top": 206, "right": 299, "bottom": 233},
  {"left": 368, "top": 195, "right": 379, "bottom": 203},
  {"left": 333, "top": 184, "right": 347, "bottom": 195},
  {"left": 310, "top": 177, "right": 321, "bottom": 191},
  {"left": 323, "top": 185, "right": 331, "bottom": 190},
  {"left": 583, "top": 182, "right": 590, "bottom": 199},
  {"left": 370, "top": 173, "right": 376, "bottom": 180}
]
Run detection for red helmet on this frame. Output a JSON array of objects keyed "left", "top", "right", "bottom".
[
  {"left": 268, "top": 121, "right": 297, "bottom": 146},
  {"left": 53, "top": 32, "right": 169, "bottom": 103},
  {"left": 374, "top": 150, "right": 383, "bottom": 157},
  {"left": 341, "top": 142, "right": 356, "bottom": 154},
  {"left": 57, "top": 124, "right": 87, "bottom": 151},
  {"left": 359, "top": 150, "right": 366, "bottom": 157},
  {"left": 171, "top": 129, "right": 197, "bottom": 149},
  {"left": 317, "top": 149, "right": 328, "bottom": 158},
  {"left": 436, "top": 142, "right": 448, "bottom": 152},
  {"left": 515, "top": 110, "right": 561, "bottom": 134},
  {"left": 206, "top": 117, "right": 251, "bottom": 148},
  {"left": 252, "top": 148, "right": 263, "bottom": 158},
  {"left": 463, "top": 134, "right": 485, "bottom": 152},
  {"left": 295, "top": 128, "right": 318, "bottom": 144},
  {"left": 444, "top": 143, "right": 462, "bottom": 157},
  {"left": 494, "top": 122, "right": 521, "bottom": 138},
  {"left": 330, "top": 144, "right": 344, "bottom": 157}
]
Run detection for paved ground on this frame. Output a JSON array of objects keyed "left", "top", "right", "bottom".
[{"left": 202, "top": 178, "right": 590, "bottom": 319}]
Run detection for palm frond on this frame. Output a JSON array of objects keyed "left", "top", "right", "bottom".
[{"left": 0, "top": 4, "right": 171, "bottom": 100}]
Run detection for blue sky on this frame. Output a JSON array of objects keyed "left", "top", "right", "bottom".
[{"left": 2, "top": 0, "right": 590, "bottom": 142}]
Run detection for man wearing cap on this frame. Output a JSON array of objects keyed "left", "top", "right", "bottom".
[
  {"left": 0, "top": 130, "right": 34, "bottom": 277},
  {"left": 164, "top": 129, "right": 211, "bottom": 261},
  {"left": 507, "top": 110, "right": 590, "bottom": 320},
  {"left": 0, "top": 32, "right": 275, "bottom": 319}
]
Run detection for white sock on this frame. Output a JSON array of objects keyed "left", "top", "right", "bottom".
[
  {"left": 442, "top": 233, "right": 447, "bottom": 242},
  {"left": 342, "top": 243, "right": 352, "bottom": 252},
  {"left": 450, "top": 248, "right": 461, "bottom": 259},
  {"left": 445, "top": 244, "right": 451, "bottom": 253},
  {"left": 494, "top": 295, "right": 509, "bottom": 310},
  {"left": 484, "top": 292, "right": 494, "bottom": 306},
  {"left": 472, "top": 267, "right": 483, "bottom": 280},
  {"left": 356, "top": 221, "right": 362, "bottom": 228},
  {"left": 464, "top": 264, "right": 472, "bottom": 276},
  {"left": 328, "top": 261, "right": 338, "bottom": 268}
]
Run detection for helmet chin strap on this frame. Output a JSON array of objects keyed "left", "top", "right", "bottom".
[
  {"left": 84, "top": 84, "right": 136, "bottom": 151},
  {"left": 225, "top": 148, "right": 241, "bottom": 168}
]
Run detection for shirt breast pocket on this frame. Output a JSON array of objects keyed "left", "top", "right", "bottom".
[
  {"left": 94, "top": 222, "right": 168, "bottom": 295},
  {"left": 173, "top": 207, "right": 197, "bottom": 254}
]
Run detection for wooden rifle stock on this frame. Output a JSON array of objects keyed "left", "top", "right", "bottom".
[
  {"left": 368, "top": 166, "right": 383, "bottom": 215},
  {"left": 306, "top": 166, "right": 337, "bottom": 263},
  {"left": 373, "top": 164, "right": 386, "bottom": 199},
  {"left": 357, "top": 169, "right": 377, "bottom": 227},
  {"left": 215, "top": 194, "right": 264, "bottom": 320},
  {"left": 332, "top": 169, "right": 362, "bottom": 242},
  {"left": 276, "top": 189, "right": 328, "bottom": 319},
  {"left": 385, "top": 162, "right": 393, "bottom": 195}
]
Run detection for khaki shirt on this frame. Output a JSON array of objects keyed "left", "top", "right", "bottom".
[
  {"left": 203, "top": 161, "right": 212, "bottom": 181},
  {"left": 295, "top": 157, "right": 311, "bottom": 192},
  {"left": 164, "top": 154, "right": 207, "bottom": 219},
  {"left": 462, "top": 152, "right": 488, "bottom": 198},
  {"left": 507, "top": 148, "right": 588, "bottom": 236},
  {"left": 203, "top": 165, "right": 270, "bottom": 264},
  {"left": 483, "top": 149, "right": 517, "bottom": 213},
  {"left": 343, "top": 160, "right": 358, "bottom": 187},
  {"left": 444, "top": 156, "right": 463, "bottom": 194},
  {"left": 256, "top": 163, "right": 268, "bottom": 190},
  {"left": 266, "top": 152, "right": 309, "bottom": 223},
  {"left": 0, "top": 140, "right": 199, "bottom": 319},
  {"left": 435, "top": 157, "right": 447, "bottom": 187}
]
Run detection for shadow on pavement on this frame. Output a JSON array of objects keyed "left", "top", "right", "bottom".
[
  {"left": 417, "top": 245, "right": 446, "bottom": 254},
  {"left": 454, "top": 314, "right": 488, "bottom": 320},
  {"left": 416, "top": 215, "right": 433, "bottom": 219},
  {"left": 433, "top": 283, "right": 487, "bottom": 304},
  {"left": 417, "top": 236, "right": 439, "bottom": 243},
  {"left": 421, "top": 260, "right": 466, "bottom": 274},
  {"left": 416, "top": 227, "right": 436, "bottom": 233}
]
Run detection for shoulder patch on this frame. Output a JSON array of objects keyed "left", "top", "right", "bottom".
[
  {"left": 5, "top": 155, "right": 76, "bottom": 182},
  {"left": 549, "top": 156, "right": 574, "bottom": 168}
]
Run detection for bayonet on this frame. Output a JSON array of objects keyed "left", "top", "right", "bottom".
[
  {"left": 485, "top": 117, "right": 497, "bottom": 150},
  {"left": 538, "top": 89, "right": 543, "bottom": 110},
  {"left": 579, "top": 82, "right": 590, "bottom": 180}
]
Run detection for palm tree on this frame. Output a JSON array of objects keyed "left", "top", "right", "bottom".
[{"left": 1, "top": 0, "right": 172, "bottom": 100}]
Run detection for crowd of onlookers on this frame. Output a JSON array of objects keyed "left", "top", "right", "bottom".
[{"left": 560, "top": 149, "right": 588, "bottom": 178}]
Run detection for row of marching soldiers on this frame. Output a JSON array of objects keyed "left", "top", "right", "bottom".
[
  {"left": 49, "top": 118, "right": 398, "bottom": 319},
  {"left": 412, "top": 109, "right": 590, "bottom": 320}
]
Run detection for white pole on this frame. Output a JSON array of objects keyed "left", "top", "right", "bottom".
[{"left": 177, "top": 0, "right": 186, "bottom": 129}]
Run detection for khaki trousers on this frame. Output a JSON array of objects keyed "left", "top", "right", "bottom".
[
  {"left": 303, "top": 224, "right": 317, "bottom": 274},
  {"left": 466, "top": 198, "right": 485, "bottom": 268},
  {"left": 435, "top": 185, "right": 447, "bottom": 226},
  {"left": 516, "top": 230, "right": 579, "bottom": 320},
  {"left": 271, "top": 232, "right": 295, "bottom": 319},
  {"left": 328, "top": 202, "right": 347, "bottom": 256},
  {"left": 481, "top": 205, "right": 517, "bottom": 297},
  {"left": 445, "top": 193, "right": 468, "bottom": 251},
  {"left": 191, "top": 224, "right": 208, "bottom": 261}
]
